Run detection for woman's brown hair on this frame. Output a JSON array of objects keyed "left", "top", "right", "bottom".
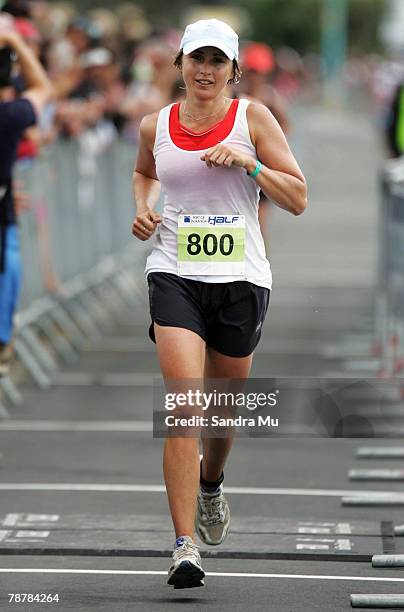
[{"left": 174, "top": 50, "right": 241, "bottom": 85}]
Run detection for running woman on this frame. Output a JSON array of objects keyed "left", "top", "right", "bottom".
[{"left": 132, "top": 19, "right": 307, "bottom": 589}]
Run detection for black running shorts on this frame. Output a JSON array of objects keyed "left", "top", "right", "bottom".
[{"left": 147, "top": 272, "right": 270, "bottom": 358}]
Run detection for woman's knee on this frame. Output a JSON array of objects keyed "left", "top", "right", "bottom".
[
  {"left": 164, "top": 436, "right": 200, "bottom": 454},
  {"left": 155, "top": 324, "right": 205, "bottom": 378}
]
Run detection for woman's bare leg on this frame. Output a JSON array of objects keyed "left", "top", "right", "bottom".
[
  {"left": 201, "top": 348, "right": 253, "bottom": 482},
  {"left": 154, "top": 324, "right": 205, "bottom": 540}
]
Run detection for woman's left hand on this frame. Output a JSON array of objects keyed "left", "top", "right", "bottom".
[{"left": 200, "top": 144, "right": 253, "bottom": 170}]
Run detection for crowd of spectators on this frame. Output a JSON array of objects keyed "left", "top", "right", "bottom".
[
  {"left": 2, "top": 0, "right": 404, "bottom": 162},
  {"left": 1, "top": 0, "right": 182, "bottom": 154},
  {"left": 0, "top": 0, "right": 320, "bottom": 161}
]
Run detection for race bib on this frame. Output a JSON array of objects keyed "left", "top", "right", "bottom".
[{"left": 177, "top": 214, "right": 245, "bottom": 276}]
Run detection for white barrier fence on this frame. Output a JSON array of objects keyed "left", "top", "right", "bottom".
[{"left": 0, "top": 137, "right": 150, "bottom": 409}]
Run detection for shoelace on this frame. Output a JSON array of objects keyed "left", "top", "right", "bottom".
[
  {"left": 174, "top": 541, "right": 200, "bottom": 561},
  {"left": 200, "top": 492, "right": 225, "bottom": 524}
]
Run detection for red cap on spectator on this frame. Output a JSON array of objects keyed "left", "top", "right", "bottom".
[
  {"left": 14, "top": 18, "right": 41, "bottom": 42},
  {"left": 242, "top": 43, "right": 275, "bottom": 74}
]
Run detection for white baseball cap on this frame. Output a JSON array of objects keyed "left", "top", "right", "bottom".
[{"left": 180, "top": 19, "right": 239, "bottom": 61}]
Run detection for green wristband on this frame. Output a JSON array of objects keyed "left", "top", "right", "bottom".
[{"left": 249, "top": 160, "right": 262, "bottom": 178}]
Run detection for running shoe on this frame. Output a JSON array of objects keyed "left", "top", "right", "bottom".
[
  {"left": 167, "top": 536, "right": 205, "bottom": 589},
  {"left": 195, "top": 484, "right": 230, "bottom": 546}
]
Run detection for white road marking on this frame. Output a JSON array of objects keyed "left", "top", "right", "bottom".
[
  {"left": 0, "top": 483, "right": 399, "bottom": 497},
  {"left": 0, "top": 421, "right": 152, "bottom": 432},
  {"left": 2, "top": 514, "right": 19, "bottom": 527},
  {"left": 14, "top": 531, "right": 49, "bottom": 538},
  {"left": 296, "top": 544, "right": 330, "bottom": 550},
  {"left": 295, "top": 538, "right": 335, "bottom": 542},
  {"left": 0, "top": 569, "right": 404, "bottom": 583},
  {"left": 1, "top": 514, "right": 59, "bottom": 528}
]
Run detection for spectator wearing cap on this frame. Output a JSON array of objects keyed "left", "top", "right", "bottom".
[
  {"left": 238, "top": 42, "right": 289, "bottom": 134},
  {"left": 54, "top": 46, "right": 127, "bottom": 138},
  {"left": 74, "top": 47, "right": 115, "bottom": 98}
]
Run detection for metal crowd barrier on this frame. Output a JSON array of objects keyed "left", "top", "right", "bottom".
[
  {"left": 315, "top": 156, "right": 404, "bottom": 394},
  {"left": 374, "top": 159, "right": 404, "bottom": 381},
  {"left": 0, "top": 136, "right": 150, "bottom": 411}
]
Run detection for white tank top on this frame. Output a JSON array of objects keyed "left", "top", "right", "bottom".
[{"left": 144, "top": 98, "right": 272, "bottom": 290}]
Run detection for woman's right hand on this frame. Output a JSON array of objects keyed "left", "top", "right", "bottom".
[{"left": 132, "top": 208, "right": 161, "bottom": 241}]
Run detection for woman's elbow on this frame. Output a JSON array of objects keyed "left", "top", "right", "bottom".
[
  {"left": 292, "top": 196, "right": 307, "bottom": 216},
  {"left": 292, "top": 182, "right": 307, "bottom": 216}
]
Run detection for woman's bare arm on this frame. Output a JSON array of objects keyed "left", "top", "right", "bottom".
[
  {"left": 132, "top": 113, "right": 162, "bottom": 240},
  {"left": 247, "top": 102, "right": 307, "bottom": 215}
]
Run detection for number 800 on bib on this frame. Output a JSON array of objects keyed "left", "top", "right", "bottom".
[{"left": 177, "top": 214, "right": 245, "bottom": 276}]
